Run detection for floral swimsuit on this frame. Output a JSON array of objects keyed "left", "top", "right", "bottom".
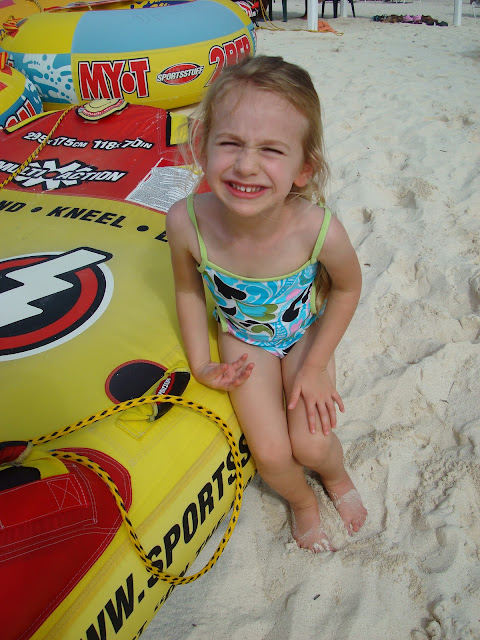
[{"left": 187, "top": 195, "right": 332, "bottom": 358}]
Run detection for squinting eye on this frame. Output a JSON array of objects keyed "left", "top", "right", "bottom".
[{"left": 263, "top": 147, "right": 283, "bottom": 155}]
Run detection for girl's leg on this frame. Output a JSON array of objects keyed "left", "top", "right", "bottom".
[
  {"left": 218, "top": 331, "right": 333, "bottom": 551},
  {"left": 282, "top": 324, "right": 368, "bottom": 535}
]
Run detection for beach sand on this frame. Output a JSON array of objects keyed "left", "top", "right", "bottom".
[{"left": 143, "top": 2, "right": 480, "bottom": 638}]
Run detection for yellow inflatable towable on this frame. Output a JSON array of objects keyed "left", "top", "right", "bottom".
[
  {"left": 1, "top": 0, "right": 256, "bottom": 110},
  {"left": 0, "top": 101, "right": 255, "bottom": 640}
]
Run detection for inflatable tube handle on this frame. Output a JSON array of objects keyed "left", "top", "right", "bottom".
[{"left": 26, "top": 394, "right": 245, "bottom": 586}]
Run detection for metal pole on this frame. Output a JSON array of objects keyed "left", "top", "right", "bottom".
[
  {"left": 307, "top": 0, "right": 318, "bottom": 30},
  {"left": 453, "top": 0, "right": 462, "bottom": 25}
]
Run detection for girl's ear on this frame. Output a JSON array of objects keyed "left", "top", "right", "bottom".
[{"left": 294, "top": 162, "right": 314, "bottom": 188}]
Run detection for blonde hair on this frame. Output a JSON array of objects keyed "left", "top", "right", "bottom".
[{"left": 188, "top": 55, "right": 331, "bottom": 309}]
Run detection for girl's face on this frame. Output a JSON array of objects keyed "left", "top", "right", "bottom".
[{"left": 202, "top": 85, "right": 313, "bottom": 220}]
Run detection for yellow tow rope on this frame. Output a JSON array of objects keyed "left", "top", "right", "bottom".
[
  {"left": 28, "top": 393, "right": 244, "bottom": 586},
  {"left": 0, "top": 105, "right": 75, "bottom": 192}
]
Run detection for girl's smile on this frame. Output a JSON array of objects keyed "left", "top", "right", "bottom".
[{"left": 226, "top": 181, "right": 266, "bottom": 197}]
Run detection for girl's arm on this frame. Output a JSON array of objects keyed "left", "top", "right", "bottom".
[
  {"left": 166, "top": 199, "right": 254, "bottom": 390},
  {"left": 288, "top": 213, "right": 362, "bottom": 434}
]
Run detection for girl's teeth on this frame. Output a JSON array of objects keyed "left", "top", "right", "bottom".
[{"left": 232, "top": 183, "right": 261, "bottom": 193}]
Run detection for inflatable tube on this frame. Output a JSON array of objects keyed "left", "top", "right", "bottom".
[
  {"left": 1, "top": 0, "right": 256, "bottom": 110},
  {"left": 0, "top": 53, "right": 43, "bottom": 129},
  {"left": 0, "top": 101, "right": 255, "bottom": 640},
  {"left": 0, "top": 0, "right": 181, "bottom": 40}
]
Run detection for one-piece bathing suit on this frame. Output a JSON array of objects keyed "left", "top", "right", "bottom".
[{"left": 187, "top": 194, "right": 332, "bottom": 358}]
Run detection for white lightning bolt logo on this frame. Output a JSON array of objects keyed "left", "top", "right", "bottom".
[{"left": 0, "top": 248, "right": 110, "bottom": 328}]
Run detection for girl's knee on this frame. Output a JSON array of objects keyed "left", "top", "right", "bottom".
[
  {"left": 253, "top": 440, "right": 293, "bottom": 474},
  {"left": 291, "top": 432, "right": 332, "bottom": 468}
]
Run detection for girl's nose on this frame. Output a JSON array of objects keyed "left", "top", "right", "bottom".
[{"left": 234, "top": 147, "right": 258, "bottom": 175}]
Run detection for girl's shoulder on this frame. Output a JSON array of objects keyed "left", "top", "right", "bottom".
[
  {"left": 166, "top": 197, "right": 197, "bottom": 250},
  {"left": 288, "top": 198, "right": 352, "bottom": 264},
  {"left": 293, "top": 198, "right": 332, "bottom": 234},
  {"left": 166, "top": 194, "right": 205, "bottom": 233},
  {"left": 311, "top": 204, "right": 356, "bottom": 265},
  {"left": 166, "top": 196, "right": 188, "bottom": 223},
  {"left": 166, "top": 194, "right": 218, "bottom": 265}
]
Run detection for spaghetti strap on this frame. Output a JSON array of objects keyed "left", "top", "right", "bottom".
[
  {"left": 186, "top": 194, "right": 208, "bottom": 272},
  {"left": 310, "top": 207, "right": 332, "bottom": 263}
]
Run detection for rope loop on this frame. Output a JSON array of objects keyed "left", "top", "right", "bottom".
[{"left": 29, "top": 393, "right": 244, "bottom": 585}]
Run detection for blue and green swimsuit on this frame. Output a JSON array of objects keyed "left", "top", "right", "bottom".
[{"left": 187, "top": 194, "right": 331, "bottom": 358}]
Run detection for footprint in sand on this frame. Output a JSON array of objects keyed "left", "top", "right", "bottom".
[
  {"left": 412, "top": 597, "right": 467, "bottom": 640},
  {"left": 417, "top": 526, "right": 458, "bottom": 574},
  {"left": 425, "top": 597, "right": 468, "bottom": 639},
  {"left": 395, "top": 177, "right": 437, "bottom": 210}
]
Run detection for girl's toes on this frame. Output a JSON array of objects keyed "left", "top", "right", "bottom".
[{"left": 352, "top": 520, "right": 362, "bottom": 533}]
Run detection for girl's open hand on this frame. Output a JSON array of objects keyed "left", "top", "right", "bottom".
[
  {"left": 288, "top": 367, "right": 344, "bottom": 436},
  {"left": 194, "top": 354, "right": 254, "bottom": 391}
]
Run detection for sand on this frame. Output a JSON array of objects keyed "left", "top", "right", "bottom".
[{"left": 143, "top": 2, "right": 480, "bottom": 638}]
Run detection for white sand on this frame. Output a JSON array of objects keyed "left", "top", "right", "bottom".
[{"left": 144, "top": 2, "right": 480, "bottom": 638}]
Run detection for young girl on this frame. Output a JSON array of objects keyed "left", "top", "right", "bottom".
[{"left": 166, "top": 55, "right": 367, "bottom": 552}]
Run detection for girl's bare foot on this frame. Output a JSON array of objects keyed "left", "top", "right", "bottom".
[
  {"left": 291, "top": 501, "right": 334, "bottom": 552},
  {"left": 325, "top": 475, "right": 368, "bottom": 535}
]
